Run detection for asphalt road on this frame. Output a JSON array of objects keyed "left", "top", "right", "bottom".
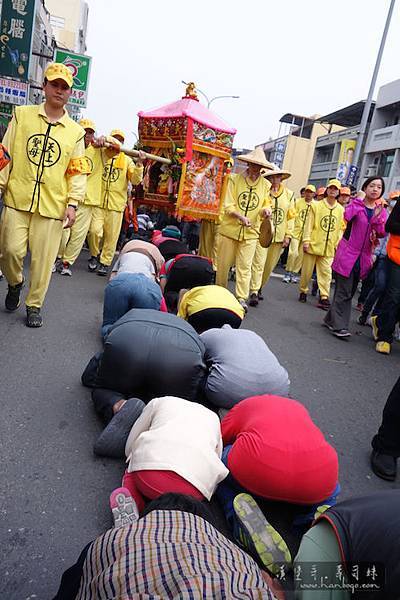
[{"left": 1, "top": 255, "right": 399, "bottom": 600}]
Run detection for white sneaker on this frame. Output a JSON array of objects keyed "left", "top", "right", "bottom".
[
  {"left": 60, "top": 263, "right": 72, "bottom": 276},
  {"left": 291, "top": 275, "right": 299, "bottom": 284},
  {"left": 282, "top": 273, "right": 291, "bottom": 283},
  {"left": 238, "top": 298, "right": 248, "bottom": 313}
]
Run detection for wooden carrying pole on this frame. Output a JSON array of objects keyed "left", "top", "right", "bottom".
[{"left": 104, "top": 142, "right": 172, "bottom": 165}]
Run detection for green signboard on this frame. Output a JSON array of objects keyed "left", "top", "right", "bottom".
[
  {"left": 0, "top": 0, "right": 36, "bottom": 81},
  {"left": 54, "top": 49, "right": 92, "bottom": 108}
]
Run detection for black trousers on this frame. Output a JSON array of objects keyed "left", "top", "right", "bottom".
[
  {"left": 92, "top": 388, "right": 126, "bottom": 423},
  {"left": 372, "top": 376, "right": 400, "bottom": 457},
  {"left": 324, "top": 267, "right": 360, "bottom": 331},
  {"left": 53, "top": 543, "right": 91, "bottom": 600},
  {"left": 188, "top": 308, "right": 242, "bottom": 334},
  {"left": 376, "top": 259, "right": 400, "bottom": 343}
]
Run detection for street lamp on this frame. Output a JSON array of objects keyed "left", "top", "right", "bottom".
[{"left": 181, "top": 80, "right": 239, "bottom": 109}]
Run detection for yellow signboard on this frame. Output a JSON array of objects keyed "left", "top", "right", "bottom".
[{"left": 336, "top": 139, "right": 356, "bottom": 184}]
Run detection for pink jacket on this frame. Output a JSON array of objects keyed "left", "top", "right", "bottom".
[{"left": 332, "top": 198, "right": 387, "bottom": 280}]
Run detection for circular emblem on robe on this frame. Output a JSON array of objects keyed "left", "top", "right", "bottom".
[
  {"left": 320, "top": 214, "right": 337, "bottom": 232},
  {"left": 102, "top": 164, "right": 120, "bottom": 182},
  {"left": 273, "top": 207, "right": 284, "bottom": 225},
  {"left": 26, "top": 134, "right": 61, "bottom": 167},
  {"left": 238, "top": 190, "right": 260, "bottom": 211},
  {"left": 86, "top": 156, "right": 94, "bottom": 174}
]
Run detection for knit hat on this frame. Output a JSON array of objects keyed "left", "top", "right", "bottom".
[{"left": 162, "top": 225, "right": 182, "bottom": 240}]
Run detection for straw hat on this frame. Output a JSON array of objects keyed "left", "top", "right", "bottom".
[
  {"left": 237, "top": 147, "right": 275, "bottom": 169},
  {"left": 260, "top": 163, "right": 291, "bottom": 181}
]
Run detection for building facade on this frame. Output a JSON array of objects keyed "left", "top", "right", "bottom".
[
  {"left": 256, "top": 114, "right": 335, "bottom": 195},
  {"left": 45, "top": 0, "right": 88, "bottom": 53},
  {"left": 308, "top": 102, "right": 375, "bottom": 189},
  {"left": 359, "top": 79, "right": 400, "bottom": 192}
]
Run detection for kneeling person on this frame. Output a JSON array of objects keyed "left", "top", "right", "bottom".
[
  {"left": 102, "top": 239, "right": 165, "bottom": 338},
  {"left": 178, "top": 284, "right": 245, "bottom": 333}
]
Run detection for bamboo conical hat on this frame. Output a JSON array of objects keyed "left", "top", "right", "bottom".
[
  {"left": 237, "top": 147, "right": 275, "bottom": 169},
  {"left": 260, "top": 164, "right": 291, "bottom": 181}
]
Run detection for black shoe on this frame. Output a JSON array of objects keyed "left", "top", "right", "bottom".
[
  {"left": 331, "top": 328, "right": 351, "bottom": 338},
  {"left": 5, "top": 279, "right": 24, "bottom": 311},
  {"left": 88, "top": 256, "right": 98, "bottom": 272},
  {"left": 249, "top": 293, "right": 259, "bottom": 307},
  {"left": 358, "top": 314, "right": 367, "bottom": 326},
  {"left": 257, "top": 289, "right": 264, "bottom": 301},
  {"left": 317, "top": 298, "right": 330, "bottom": 311},
  {"left": 97, "top": 263, "right": 108, "bottom": 276},
  {"left": 298, "top": 292, "right": 307, "bottom": 303},
  {"left": 26, "top": 306, "right": 43, "bottom": 328},
  {"left": 370, "top": 450, "right": 397, "bottom": 481}
]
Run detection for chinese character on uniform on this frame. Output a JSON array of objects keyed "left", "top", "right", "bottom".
[
  {"left": 310, "top": 564, "right": 318, "bottom": 581},
  {"left": 336, "top": 564, "right": 344, "bottom": 581},
  {"left": 366, "top": 565, "right": 378, "bottom": 581},
  {"left": 8, "top": 18, "right": 25, "bottom": 39},
  {"left": 294, "top": 565, "right": 302, "bottom": 581},
  {"left": 351, "top": 564, "right": 359, "bottom": 582},
  {"left": 11, "top": 0, "right": 28, "bottom": 16}
]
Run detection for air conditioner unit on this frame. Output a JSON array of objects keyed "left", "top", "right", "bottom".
[{"left": 366, "top": 166, "right": 378, "bottom": 177}]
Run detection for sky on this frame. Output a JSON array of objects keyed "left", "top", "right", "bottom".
[{"left": 83, "top": 0, "right": 400, "bottom": 150}]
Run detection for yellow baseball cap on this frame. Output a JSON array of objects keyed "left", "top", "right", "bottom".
[
  {"left": 327, "top": 178, "right": 341, "bottom": 191},
  {"left": 79, "top": 118, "right": 96, "bottom": 132},
  {"left": 305, "top": 184, "right": 316, "bottom": 193},
  {"left": 110, "top": 129, "right": 125, "bottom": 142},
  {"left": 44, "top": 62, "right": 73, "bottom": 88}
]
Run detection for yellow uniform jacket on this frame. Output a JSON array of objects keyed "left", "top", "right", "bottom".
[
  {"left": 84, "top": 144, "right": 104, "bottom": 206},
  {"left": 101, "top": 152, "right": 143, "bottom": 212},
  {"left": 270, "top": 186, "right": 296, "bottom": 244},
  {"left": 219, "top": 174, "right": 271, "bottom": 241},
  {"left": 303, "top": 199, "right": 345, "bottom": 257},
  {"left": 292, "top": 198, "right": 316, "bottom": 242},
  {"left": 0, "top": 103, "right": 86, "bottom": 220}
]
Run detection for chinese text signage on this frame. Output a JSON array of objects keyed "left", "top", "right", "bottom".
[
  {"left": 0, "top": 0, "right": 36, "bottom": 81},
  {"left": 54, "top": 49, "right": 91, "bottom": 107},
  {"left": 0, "top": 76, "right": 28, "bottom": 105}
]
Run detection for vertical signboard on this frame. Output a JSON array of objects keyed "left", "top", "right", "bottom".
[
  {"left": 0, "top": 0, "right": 36, "bottom": 81},
  {"left": 54, "top": 49, "right": 91, "bottom": 107}
]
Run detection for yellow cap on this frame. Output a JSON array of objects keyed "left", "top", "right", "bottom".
[
  {"left": 44, "top": 62, "right": 73, "bottom": 88},
  {"left": 79, "top": 118, "right": 96, "bottom": 132},
  {"left": 110, "top": 129, "right": 125, "bottom": 142},
  {"left": 327, "top": 178, "right": 341, "bottom": 191},
  {"left": 305, "top": 184, "right": 316, "bottom": 193}
]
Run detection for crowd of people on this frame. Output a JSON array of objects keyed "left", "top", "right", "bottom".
[{"left": 0, "top": 63, "right": 399, "bottom": 598}]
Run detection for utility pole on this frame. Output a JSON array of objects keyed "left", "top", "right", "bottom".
[{"left": 351, "top": 0, "right": 396, "bottom": 183}]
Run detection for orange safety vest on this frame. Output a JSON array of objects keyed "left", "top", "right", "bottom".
[{"left": 387, "top": 234, "right": 400, "bottom": 265}]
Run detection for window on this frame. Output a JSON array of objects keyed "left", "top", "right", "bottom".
[
  {"left": 377, "top": 151, "right": 395, "bottom": 178},
  {"left": 316, "top": 145, "right": 334, "bottom": 163},
  {"left": 50, "top": 15, "right": 65, "bottom": 29}
]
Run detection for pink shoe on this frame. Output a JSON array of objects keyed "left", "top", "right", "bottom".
[{"left": 110, "top": 487, "right": 139, "bottom": 528}]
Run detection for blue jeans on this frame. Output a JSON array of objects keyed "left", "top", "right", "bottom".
[
  {"left": 217, "top": 445, "right": 340, "bottom": 532},
  {"left": 362, "top": 257, "right": 388, "bottom": 318},
  {"left": 102, "top": 272, "right": 162, "bottom": 338}
]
